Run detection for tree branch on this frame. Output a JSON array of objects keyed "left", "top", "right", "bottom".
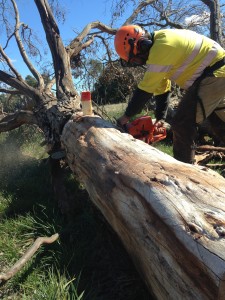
[
  {"left": 201, "top": 0, "right": 223, "bottom": 43},
  {"left": 0, "top": 233, "right": 59, "bottom": 286},
  {"left": 0, "top": 110, "right": 38, "bottom": 132},
  {"left": 123, "top": 0, "right": 157, "bottom": 25},
  {"left": 45, "top": 77, "right": 56, "bottom": 94},
  {"left": 0, "top": 45, "right": 23, "bottom": 79},
  {"left": 68, "top": 22, "right": 116, "bottom": 57},
  {"left": 0, "top": 70, "right": 39, "bottom": 101},
  {"left": 196, "top": 145, "right": 225, "bottom": 153},
  {"left": 95, "top": 35, "right": 113, "bottom": 62},
  {"left": 11, "top": 0, "right": 45, "bottom": 89},
  {"left": 0, "top": 88, "right": 22, "bottom": 95},
  {"left": 34, "top": 0, "right": 77, "bottom": 99}
]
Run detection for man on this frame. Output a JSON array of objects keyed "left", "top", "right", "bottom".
[{"left": 115, "top": 25, "right": 225, "bottom": 164}]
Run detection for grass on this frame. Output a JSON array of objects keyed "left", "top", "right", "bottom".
[{"left": 0, "top": 124, "right": 153, "bottom": 300}]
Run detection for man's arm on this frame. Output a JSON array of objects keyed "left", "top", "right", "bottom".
[
  {"left": 125, "top": 88, "right": 153, "bottom": 117},
  {"left": 154, "top": 91, "right": 171, "bottom": 121},
  {"left": 117, "top": 88, "right": 152, "bottom": 126}
]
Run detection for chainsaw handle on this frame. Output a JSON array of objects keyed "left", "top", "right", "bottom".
[{"left": 152, "top": 128, "right": 167, "bottom": 143}]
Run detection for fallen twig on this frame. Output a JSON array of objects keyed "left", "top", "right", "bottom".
[
  {"left": 206, "top": 163, "right": 225, "bottom": 168},
  {"left": 0, "top": 233, "right": 59, "bottom": 286},
  {"left": 195, "top": 152, "right": 213, "bottom": 164},
  {"left": 196, "top": 145, "right": 225, "bottom": 153}
]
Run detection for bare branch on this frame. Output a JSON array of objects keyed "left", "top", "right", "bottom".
[
  {"left": 139, "top": 20, "right": 183, "bottom": 29},
  {"left": 201, "top": 0, "right": 223, "bottom": 43},
  {"left": 160, "top": 11, "right": 184, "bottom": 29},
  {"left": 68, "top": 22, "right": 116, "bottom": 57},
  {"left": 196, "top": 145, "right": 225, "bottom": 153},
  {"left": 95, "top": 35, "right": 113, "bottom": 62},
  {"left": 123, "top": 0, "right": 157, "bottom": 25},
  {"left": 45, "top": 77, "right": 56, "bottom": 94},
  {"left": 34, "top": 0, "right": 77, "bottom": 99},
  {"left": 11, "top": 0, "right": 45, "bottom": 89},
  {"left": 3, "top": 32, "right": 15, "bottom": 50},
  {"left": 0, "top": 45, "right": 23, "bottom": 79},
  {"left": 0, "top": 70, "right": 40, "bottom": 101},
  {"left": 0, "top": 233, "right": 59, "bottom": 286},
  {"left": 0, "top": 110, "right": 38, "bottom": 132},
  {"left": 0, "top": 88, "right": 22, "bottom": 95}
]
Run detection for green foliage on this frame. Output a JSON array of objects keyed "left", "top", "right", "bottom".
[
  {"left": 92, "top": 61, "right": 145, "bottom": 105},
  {"left": 0, "top": 92, "right": 22, "bottom": 113},
  {"left": 25, "top": 75, "right": 38, "bottom": 88}
]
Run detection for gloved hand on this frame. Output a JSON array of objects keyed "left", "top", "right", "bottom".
[
  {"left": 154, "top": 120, "right": 171, "bottom": 130},
  {"left": 117, "top": 114, "right": 130, "bottom": 126},
  {"left": 116, "top": 114, "right": 130, "bottom": 132}
]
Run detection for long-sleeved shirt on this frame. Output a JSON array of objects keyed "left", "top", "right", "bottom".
[
  {"left": 125, "top": 29, "right": 225, "bottom": 119},
  {"left": 138, "top": 29, "right": 225, "bottom": 95}
]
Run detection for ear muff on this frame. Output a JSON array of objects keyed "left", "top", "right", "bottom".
[
  {"left": 137, "top": 38, "right": 153, "bottom": 53},
  {"left": 129, "top": 56, "right": 146, "bottom": 66}
]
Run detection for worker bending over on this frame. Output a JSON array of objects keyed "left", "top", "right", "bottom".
[{"left": 115, "top": 25, "right": 225, "bottom": 164}]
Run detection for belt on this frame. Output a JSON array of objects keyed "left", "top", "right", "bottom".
[{"left": 201, "top": 57, "right": 225, "bottom": 77}]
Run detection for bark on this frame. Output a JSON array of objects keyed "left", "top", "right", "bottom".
[
  {"left": 61, "top": 115, "right": 225, "bottom": 300},
  {"left": 201, "top": 0, "right": 223, "bottom": 44},
  {"left": 34, "top": 0, "right": 79, "bottom": 102},
  {"left": 0, "top": 110, "right": 37, "bottom": 131}
]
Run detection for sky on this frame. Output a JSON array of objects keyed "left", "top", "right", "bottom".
[{"left": 1, "top": 0, "right": 117, "bottom": 78}]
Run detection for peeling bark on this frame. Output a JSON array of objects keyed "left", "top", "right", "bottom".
[{"left": 61, "top": 115, "right": 225, "bottom": 300}]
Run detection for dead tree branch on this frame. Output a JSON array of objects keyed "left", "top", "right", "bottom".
[
  {"left": 34, "top": 0, "right": 77, "bottom": 100},
  {"left": 68, "top": 21, "right": 116, "bottom": 58},
  {"left": 201, "top": 0, "right": 223, "bottom": 43},
  {"left": 0, "top": 110, "right": 38, "bottom": 132},
  {"left": 11, "top": 0, "right": 44, "bottom": 89},
  {"left": 196, "top": 145, "right": 225, "bottom": 153},
  {"left": 123, "top": 0, "right": 157, "bottom": 25},
  {"left": 0, "top": 233, "right": 59, "bottom": 286},
  {"left": 0, "top": 71, "right": 40, "bottom": 101},
  {"left": 0, "top": 88, "right": 22, "bottom": 95},
  {"left": 0, "top": 45, "right": 22, "bottom": 80}
]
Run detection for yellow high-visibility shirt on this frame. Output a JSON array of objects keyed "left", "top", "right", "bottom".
[{"left": 138, "top": 29, "right": 225, "bottom": 95}]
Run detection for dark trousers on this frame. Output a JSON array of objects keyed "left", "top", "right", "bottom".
[
  {"left": 171, "top": 85, "right": 198, "bottom": 164},
  {"left": 171, "top": 83, "right": 225, "bottom": 164},
  {"left": 208, "top": 112, "right": 225, "bottom": 145}
]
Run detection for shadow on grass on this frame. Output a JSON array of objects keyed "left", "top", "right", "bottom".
[{"left": 0, "top": 131, "right": 154, "bottom": 300}]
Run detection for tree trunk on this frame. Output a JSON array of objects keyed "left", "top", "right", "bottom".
[
  {"left": 201, "top": 0, "right": 223, "bottom": 45},
  {"left": 61, "top": 115, "right": 225, "bottom": 300}
]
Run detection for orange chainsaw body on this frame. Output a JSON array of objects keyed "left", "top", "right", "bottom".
[{"left": 126, "top": 116, "right": 166, "bottom": 144}]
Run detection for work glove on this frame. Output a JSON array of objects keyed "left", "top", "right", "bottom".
[
  {"left": 154, "top": 119, "right": 171, "bottom": 131},
  {"left": 116, "top": 115, "right": 130, "bottom": 132}
]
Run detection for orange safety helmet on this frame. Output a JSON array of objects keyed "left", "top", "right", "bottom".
[{"left": 114, "top": 25, "right": 145, "bottom": 61}]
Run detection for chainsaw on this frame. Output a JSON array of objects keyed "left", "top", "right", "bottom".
[{"left": 125, "top": 115, "right": 167, "bottom": 144}]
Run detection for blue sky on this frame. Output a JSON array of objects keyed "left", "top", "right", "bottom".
[
  {"left": 1, "top": 0, "right": 116, "bottom": 78},
  {"left": 17, "top": 0, "right": 112, "bottom": 40}
]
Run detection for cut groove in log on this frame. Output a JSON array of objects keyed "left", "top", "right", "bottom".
[{"left": 61, "top": 115, "right": 225, "bottom": 300}]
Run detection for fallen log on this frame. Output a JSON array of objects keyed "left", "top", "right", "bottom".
[{"left": 61, "top": 115, "right": 225, "bottom": 300}]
